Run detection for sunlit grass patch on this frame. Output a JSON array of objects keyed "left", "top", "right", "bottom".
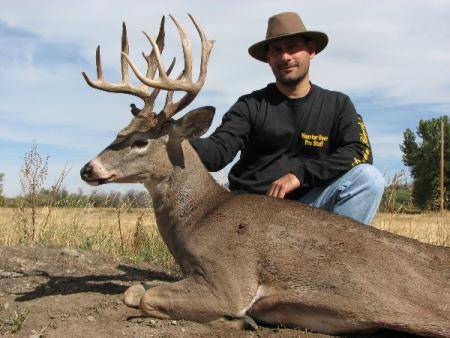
[
  {"left": 372, "top": 211, "right": 450, "bottom": 247},
  {"left": 0, "top": 207, "right": 177, "bottom": 272}
]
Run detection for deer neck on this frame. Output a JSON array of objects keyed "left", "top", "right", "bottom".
[{"left": 145, "top": 140, "right": 230, "bottom": 271}]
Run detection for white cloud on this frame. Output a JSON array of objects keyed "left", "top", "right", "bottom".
[{"left": 2, "top": 0, "right": 447, "bottom": 104}]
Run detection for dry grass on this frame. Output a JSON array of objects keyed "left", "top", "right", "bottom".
[
  {"left": 372, "top": 211, "right": 450, "bottom": 247},
  {"left": 0, "top": 207, "right": 177, "bottom": 271}
]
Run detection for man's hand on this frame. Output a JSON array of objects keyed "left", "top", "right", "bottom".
[{"left": 267, "top": 173, "right": 301, "bottom": 199}]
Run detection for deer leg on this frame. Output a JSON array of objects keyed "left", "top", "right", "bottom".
[
  {"left": 139, "top": 276, "right": 255, "bottom": 329},
  {"left": 247, "top": 291, "right": 377, "bottom": 335}
]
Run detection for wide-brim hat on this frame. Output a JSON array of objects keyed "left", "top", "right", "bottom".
[{"left": 248, "top": 12, "right": 328, "bottom": 63}]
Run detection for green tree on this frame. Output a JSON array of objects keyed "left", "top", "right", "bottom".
[
  {"left": 400, "top": 116, "right": 450, "bottom": 210},
  {"left": 0, "top": 173, "right": 4, "bottom": 206},
  {"left": 0, "top": 172, "right": 4, "bottom": 196}
]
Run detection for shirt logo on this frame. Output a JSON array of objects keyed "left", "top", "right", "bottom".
[
  {"left": 300, "top": 133, "right": 328, "bottom": 148},
  {"left": 352, "top": 116, "right": 371, "bottom": 166}
]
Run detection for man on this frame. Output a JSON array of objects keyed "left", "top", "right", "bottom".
[{"left": 190, "top": 12, "right": 384, "bottom": 225}]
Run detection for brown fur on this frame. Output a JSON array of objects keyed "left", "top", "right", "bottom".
[
  {"left": 146, "top": 142, "right": 450, "bottom": 336},
  {"left": 83, "top": 109, "right": 450, "bottom": 337}
]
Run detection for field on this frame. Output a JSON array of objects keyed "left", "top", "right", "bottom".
[
  {"left": 0, "top": 207, "right": 449, "bottom": 337},
  {"left": 374, "top": 211, "right": 450, "bottom": 246},
  {"left": 1, "top": 207, "right": 449, "bottom": 256},
  {"left": 0, "top": 207, "right": 176, "bottom": 270}
]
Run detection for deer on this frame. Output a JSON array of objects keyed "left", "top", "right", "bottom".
[{"left": 80, "top": 14, "right": 450, "bottom": 337}]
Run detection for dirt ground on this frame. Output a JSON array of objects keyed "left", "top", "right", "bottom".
[{"left": 0, "top": 246, "right": 422, "bottom": 338}]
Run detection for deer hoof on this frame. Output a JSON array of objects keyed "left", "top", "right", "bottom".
[
  {"left": 242, "top": 315, "right": 258, "bottom": 331},
  {"left": 124, "top": 284, "right": 146, "bottom": 308}
]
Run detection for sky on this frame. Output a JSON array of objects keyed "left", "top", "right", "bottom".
[{"left": 0, "top": 0, "right": 449, "bottom": 197}]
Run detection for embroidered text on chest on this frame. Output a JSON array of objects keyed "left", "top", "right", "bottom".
[{"left": 300, "top": 133, "right": 329, "bottom": 147}]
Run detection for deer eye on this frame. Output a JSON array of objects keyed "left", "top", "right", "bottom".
[{"left": 131, "top": 140, "right": 148, "bottom": 148}]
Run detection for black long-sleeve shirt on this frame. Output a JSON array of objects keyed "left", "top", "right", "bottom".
[{"left": 190, "top": 83, "right": 372, "bottom": 199}]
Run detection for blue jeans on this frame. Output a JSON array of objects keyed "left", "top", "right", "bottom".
[{"left": 298, "top": 164, "right": 385, "bottom": 225}]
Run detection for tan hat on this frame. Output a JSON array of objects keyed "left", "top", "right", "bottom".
[{"left": 248, "top": 12, "right": 328, "bottom": 62}]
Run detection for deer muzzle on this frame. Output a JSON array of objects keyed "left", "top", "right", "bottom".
[{"left": 80, "top": 159, "right": 118, "bottom": 185}]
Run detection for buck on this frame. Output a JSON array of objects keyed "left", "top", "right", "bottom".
[{"left": 80, "top": 14, "right": 450, "bottom": 337}]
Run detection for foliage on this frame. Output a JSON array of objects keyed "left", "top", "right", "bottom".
[
  {"left": 1, "top": 309, "right": 30, "bottom": 334},
  {"left": 0, "top": 172, "right": 4, "bottom": 195},
  {"left": 19, "top": 144, "right": 50, "bottom": 242},
  {"left": 2, "top": 188, "right": 151, "bottom": 209},
  {"left": 0, "top": 173, "right": 4, "bottom": 206},
  {"left": 379, "top": 171, "right": 414, "bottom": 213},
  {"left": 20, "top": 144, "right": 49, "bottom": 200},
  {"left": 400, "top": 116, "right": 449, "bottom": 210},
  {"left": 380, "top": 185, "right": 414, "bottom": 212}
]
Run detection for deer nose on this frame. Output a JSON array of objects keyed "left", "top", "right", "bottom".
[{"left": 80, "top": 162, "right": 94, "bottom": 180}]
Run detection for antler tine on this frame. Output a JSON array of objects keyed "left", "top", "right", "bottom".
[
  {"left": 123, "top": 14, "right": 211, "bottom": 93},
  {"left": 141, "top": 32, "right": 169, "bottom": 83},
  {"left": 121, "top": 22, "right": 130, "bottom": 83},
  {"left": 82, "top": 46, "right": 105, "bottom": 87},
  {"left": 95, "top": 46, "right": 103, "bottom": 80},
  {"left": 159, "top": 14, "right": 214, "bottom": 120},
  {"left": 169, "top": 14, "right": 193, "bottom": 81},
  {"left": 142, "top": 16, "right": 166, "bottom": 80},
  {"left": 119, "top": 14, "right": 214, "bottom": 121},
  {"left": 82, "top": 21, "right": 168, "bottom": 111},
  {"left": 188, "top": 13, "right": 215, "bottom": 86},
  {"left": 82, "top": 46, "right": 149, "bottom": 100}
]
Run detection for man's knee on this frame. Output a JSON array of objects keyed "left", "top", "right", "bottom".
[{"left": 351, "top": 164, "right": 385, "bottom": 195}]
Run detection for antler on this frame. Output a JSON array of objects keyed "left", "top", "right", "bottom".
[
  {"left": 82, "top": 16, "right": 176, "bottom": 118},
  {"left": 82, "top": 14, "right": 214, "bottom": 123},
  {"left": 122, "top": 14, "right": 214, "bottom": 121}
]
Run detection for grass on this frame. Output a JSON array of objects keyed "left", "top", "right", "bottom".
[
  {"left": 372, "top": 211, "right": 450, "bottom": 246},
  {"left": 0, "top": 207, "right": 177, "bottom": 272},
  {"left": 1, "top": 309, "right": 30, "bottom": 334}
]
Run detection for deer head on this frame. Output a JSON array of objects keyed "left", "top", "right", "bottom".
[{"left": 80, "top": 14, "right": 215, "bottom": 187}]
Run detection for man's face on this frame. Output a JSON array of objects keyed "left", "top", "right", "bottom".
[{"left": 267, "top": 36, "right": 316, "bottom": 86}]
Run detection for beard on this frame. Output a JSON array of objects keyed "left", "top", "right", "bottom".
[{"left": 271, "top": 61, "right": 309, "bottom": 86}]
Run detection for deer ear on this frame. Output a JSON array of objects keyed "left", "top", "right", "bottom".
[
  {"left": 176, "top": 106, "right": 215, "bottom": 139},
  {"left": 167, "top": 106, "right": 215, "bottom": 169}
]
